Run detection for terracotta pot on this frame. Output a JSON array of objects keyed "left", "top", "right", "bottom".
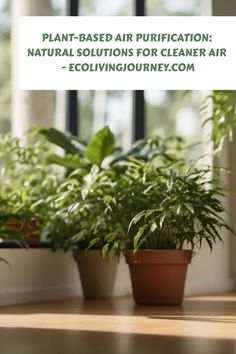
[
  {"left": 73, "top": 250, "right": 118, "bottom": 299},
  {"left": 124, "top": 249, "right": 192, "bottom": 305},
  {"left": 5, "top": 220, "right": 40, "bottom": 245}
]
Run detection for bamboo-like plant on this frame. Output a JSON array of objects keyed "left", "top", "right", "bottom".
[
  {"left": 202, "top": 91, "right": 236, "bottom": 154},
  {"left": 127, "top": 163, "right": 233, "bottom": 252}
]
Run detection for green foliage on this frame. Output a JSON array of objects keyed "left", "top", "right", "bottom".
[
  {"left": 42, "top": 133, "right": 189, "bottom": 256},
  {"left": 39, "top": 127, "right": 113, "bottom": 176},
  {"left": 0, "top": 213, "right": 25, "bottom": 241},
  {"left": 0, "top": 132, "right": 61, "bottom": 241},
  {"left": 202, "top": 91, "right": 236, "bottom": 154},
  {"left": 39, "top": 128, "right": 86, "bottom": 155},
  {"left": 47, "top": 153, "right": 82, "bottom": 170},
  {"left": 40, "top": 126, "right": 187, "bottom": 173},
  {"left": 40, "top": 126, "right": 118, "bottom": 174},
  {"left": 1, "top": 127, "right": 228, "bottom": 258},
  {"left": 43, "top": 152, "right": 232, "bottom": 257},
  {"left": 114, "top": 135, "right": 187, "bottom": 166},
  {"left": 85, "top": 126, "right": 115, "bottom": 166},
  {"left": 128, "top": 164, "right": 232, "bottom": 252},
  {"left": 18, "top": 127, "right": 232, "bottom": 257}
]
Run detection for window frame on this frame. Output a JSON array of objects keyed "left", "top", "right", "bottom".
[{"left": 66, "top": 0, "right": 145, "bottom": 141}]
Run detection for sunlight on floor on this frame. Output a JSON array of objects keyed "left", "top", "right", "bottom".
[{"left": 0, "top": 311, "right": 236, "bottom": 339}]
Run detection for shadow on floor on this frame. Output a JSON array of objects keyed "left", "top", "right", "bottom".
[
  {"left": 1, "top": 295, "right": 236, "bottom": 319},
  {"left": 0, "top": 327, "right": 236, "bottom": 354},
  {"left": 148, "top": 315, "right": 236, "bottom": 324}
]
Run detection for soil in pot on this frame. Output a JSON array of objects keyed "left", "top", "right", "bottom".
[
  {"left": 74, "top": 249, "right": 118, "bottom": 299},
  {"left": 124, "top": 249, "right": 192, "bottom": 305}
]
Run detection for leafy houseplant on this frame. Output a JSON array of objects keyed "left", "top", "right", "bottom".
[
  {"left": 41, "top": 127, "right": 187, "bottom": 299},
  {"left": 122, "top": 161, "right": 233, "bottom": 305},
  {"left": 38, "top": 126, "right": 122, "bottom": 298},
  {"left": 0, "top": 133, "right": 60, "bottom": 244},
  {"left": 39, "top": 125, "right": 118, "bottom": 174},
  {"left": 42, "top": 166, "right": 121, "bottom": 298},
  {"left": 43, "top": 161, "right": 143, "bottom": 298},
  {"left": 39, "top": 126, "right": 187, "bottom": 172},
  {"left": 48, "top": 155, "right": 232, "bottom": 304}
]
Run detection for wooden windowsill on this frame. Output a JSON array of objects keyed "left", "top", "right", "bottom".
[{"left": 0, "top": 239, "right": 51, "bottom": 248}]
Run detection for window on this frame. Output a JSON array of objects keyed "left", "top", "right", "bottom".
[
  {"left": 77, "top": 0, "right": 133, "bottom": 148},
  {"left": 145, "top": 91, "right": 203, "bottom": 158},
  {"left": 2, "top": 0, "right": 205, "bottom": 156},
  {"left": 79, "top": 91, "right": 132, "bottom": 148},
  {"left": 68, "top": 0, "right": 205, "bottom": 155},
  {"left": 147, "top": 0, "right": 202, "bottom": 16},
  {"left": 80, "top": 0, "right": 132, "bottom": 16},
  {"left": 145, "top": 0, "right": 204, "bottom": 158}
]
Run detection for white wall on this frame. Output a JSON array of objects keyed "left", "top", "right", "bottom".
[
  {"left": 0, "top": 249, "right": 131, "bottom": 306},
  {"left": 186, "top": 239, "right": 235, "bottom": 295},
  {"left": 1, "top": 240, "right": 236, "bottom": 307},
  {"left": 0, "top": 249, "right": 79, "bottom": 306}
]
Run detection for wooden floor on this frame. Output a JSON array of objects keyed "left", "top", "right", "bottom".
[{"left": 0, "top": 293, "right": 236, "bottom": 354}]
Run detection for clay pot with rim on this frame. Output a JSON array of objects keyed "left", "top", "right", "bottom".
[
  {"left": 4, "top": 220, "right": 40, "bottom": 245},
  {"left": 124, "top": 249, "right": 192, "bottom": 305},
  {"left": 73, "top": 249, "right": 118, "bottom": 299}
]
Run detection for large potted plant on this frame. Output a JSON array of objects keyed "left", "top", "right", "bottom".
[{"left": 121, "top": 161, "right": 233, "bottom": 305}]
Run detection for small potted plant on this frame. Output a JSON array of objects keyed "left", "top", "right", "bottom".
[
  {"left": 0, "top": 132, "right": 60, "bottom": 244},
  {"left": 0, "top": 213, "right": 26, "bottom": 265},
  {"left": 39, "top": 126, "right": 121, "bottom": 299},
  {"left": 122, "top": 162, "right": 233, "bottom": 305},
  {"left": 43, "top": 166, "right": 121, "bottom": 299}
]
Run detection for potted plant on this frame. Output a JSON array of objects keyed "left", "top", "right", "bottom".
[
  {"left": 41, "top": 166, "right": 118, "bottom": 298},
  {"left": 121, "top": 162, "right": 233, "bottom": 305},
  {"left": 37, "top": 126, "right": 119, "bottom": 298},
  {"left": 0, "top": 132, "right": 60, "bottom": 244},
  {"left": 0, "top": 213, "right": 27, "bottom": 265},
  {"left": 41, "top": 129, "right": 188, "bottom": 299}
]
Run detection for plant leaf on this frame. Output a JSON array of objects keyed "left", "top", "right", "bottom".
[
  {"left": 184, "top": 203, "right": 194, "bottom": 214},
  {"left": 85, "top": 126, "right": 115, "bottom": 166},
  {"left": 128, "top": 210, "right": 146, "bottom": 231},
  {"left": 39, "top": 128, "right": 86, "bottom": 155},
  {"left": 47, "top": 153, "right": 82, "bottom": 170}
]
